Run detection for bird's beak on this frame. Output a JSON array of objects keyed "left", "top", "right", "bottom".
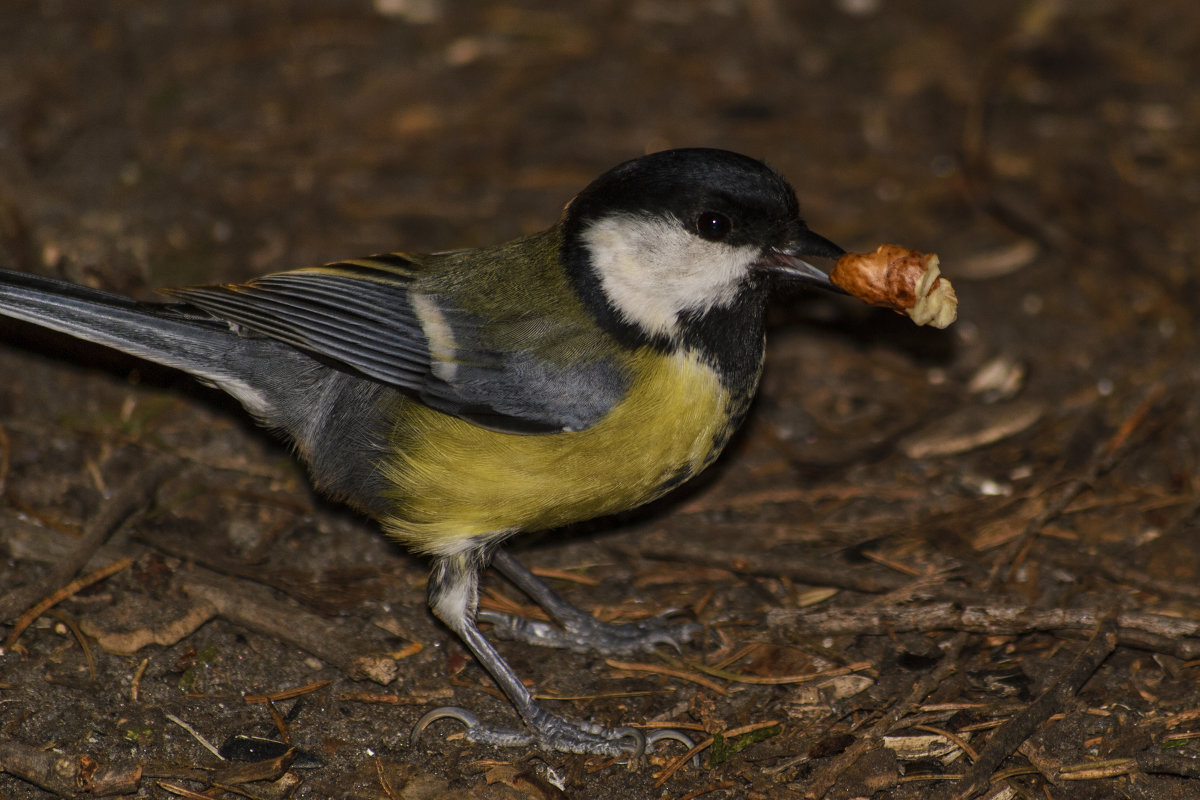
[{"left": 756, "top": 228, "right": 848, "bottom": 294}]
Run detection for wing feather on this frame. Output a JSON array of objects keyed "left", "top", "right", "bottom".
[{"left": 162, "top": 254, "right": 625, "bottom": 433}]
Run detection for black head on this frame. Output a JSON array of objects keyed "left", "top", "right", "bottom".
[{"left": 562, "top": 148, "right": 843, "bottom": 342}]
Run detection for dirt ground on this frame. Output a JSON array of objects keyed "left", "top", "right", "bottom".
[{"left": 1, "top": 1, "right": 1198, "bottom": 798}]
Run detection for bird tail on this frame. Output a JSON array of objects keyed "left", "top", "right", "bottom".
[{"left": 0, "top": 268, "right": 274, "bottom": 413}]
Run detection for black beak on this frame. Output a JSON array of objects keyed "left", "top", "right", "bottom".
[{"left": 756, "top": 228, "right": 848, "bottom": 294}]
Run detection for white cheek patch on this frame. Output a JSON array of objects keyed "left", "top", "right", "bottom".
[{"left": 582, "top": 214, "right": 759, "bottom": 339}]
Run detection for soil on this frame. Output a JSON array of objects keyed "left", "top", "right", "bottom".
[{"left": 1, "top": 1, "right": 1198, "bottom": 798}]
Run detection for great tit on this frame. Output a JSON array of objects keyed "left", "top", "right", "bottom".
[{"left": 0, "top": 148, "right": 845, "bottom": 757}]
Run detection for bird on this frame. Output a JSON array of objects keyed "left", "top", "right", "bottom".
[{"left": 0, "top": 148, "right": 845, "bottom": 758}]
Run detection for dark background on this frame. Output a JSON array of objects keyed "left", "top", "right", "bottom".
[{"left": 1, "top": 2, "right": 1197, "bottom": 798}]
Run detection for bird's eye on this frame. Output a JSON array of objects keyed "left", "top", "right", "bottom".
[{"left": 695, "top": 212, "right": 732, "bottom": 241}]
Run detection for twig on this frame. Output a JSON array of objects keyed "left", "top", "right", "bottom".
[
  {"left": 164, "top": 712, "right": 224, "bottom": 760},
  {"left": 760, "top": 710, "right": 846, "bottom": 777},
  {"left": 337, "top": 689, "right": 455, "bottom": 705},
  {"left": 0, "top": 737, "right": 142, "bottom": 796},
  {"left": 46, "top": 608, "right": 97, "bottom": 680},
  {"left": 635, "top": 542, "right": 908, "bottom": 594},
  {"left": 131, "top": 657, "right": 149, "bottom": 703},
  {"left": 530, "top": 565, "right": 600, "bottom": 586},
  {"left": 2, "top": 556, "right": 133, "bottom": 651},
  {"left": 1057, "top": 758, "right": 1136, "bottom": 780},
  {"left": 136, "top": 525, "right": 381, "bottom": 615},
  {"left": 667, "top": 656, "right": 874, "bottom": 686},
  {"left": 654, "top": 720, "right": 782, "bottom": 787},
  {"left": 210, "top": 746, "right": 294, "bottom": 785},
  {"left": 768, "top": 602, "right": 1200, "bottom": 660},
  {"left": 674, "top": 780, "right": 736, "bottom": 800},
  {"left": 157, "top": 781, "right": 214, "bottom": 799},
  {"left": 911, "top": 724, "right": 979, "bottom": 762},
  {"left": 951, "top": 616, "right": 1118, "bottom": 799},
  {"left": 1138, "top": 748, "right": 1200, "bottom": 779},
  {"left": 376, "top": 757, "right": 401, "bottom": 800},
  {"left": 265, "top": 700, "right": 291, "bottom": 743},
  {"left": 0, "top": 456, "right": 172, "bottom": 623},
  {"left": 803, "top": 632, "right": 971, "bottom": 799},
  {"left": 243, "top": 680, "right": 331, "bottom": 704},
  {"left": 1052, "top": 548, "right": 1200, "bottom": 603},
  {"left": 179, "top": 568, "right": 399, "bottom": 683},
  {"left": 604, "top": 659, "right": 730, "bottom": 696}
]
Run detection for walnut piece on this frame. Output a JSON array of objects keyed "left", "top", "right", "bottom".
[{"left": 830, "top": 244, "right": 958, "bottom": 329}]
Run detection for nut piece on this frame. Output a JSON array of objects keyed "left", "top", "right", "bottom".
[{"left": 831, "top": 244, "right": 958, "bottom": 329}]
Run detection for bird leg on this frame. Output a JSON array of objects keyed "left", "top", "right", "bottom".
[
  {"left": 413, "top": 549, "right": 680, "bottom": 757},
  {"left": 478, "top": 548, "right": 701, "bottom": 655}
]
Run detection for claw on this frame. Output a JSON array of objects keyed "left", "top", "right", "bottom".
[
  {"left": 610, "top": 725, "right": 647, "bottom": 761},
  {"left": 642, "top": 628, "right": 688, "bottom": 654},
  {"left": 411, "top": 706, "right": 480, "bottom": 744},
  {"left": 646, "top": 729, "right": 702, "bottom": 767},
  {"left": 412, "top": 706, "right": 535, "bottom": 748}
]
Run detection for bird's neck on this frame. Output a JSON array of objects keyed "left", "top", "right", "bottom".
[{"left": 677, "top": 285, "right": 769, "bottom": 404}]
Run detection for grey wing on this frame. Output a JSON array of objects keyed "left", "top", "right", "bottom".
[{"left": 163, "top": 255, "right": 626, "bottom": 433}]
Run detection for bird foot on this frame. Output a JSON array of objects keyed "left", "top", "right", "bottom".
[
  {"left": 478, "top": 609, "right": 701, "bottom": 656},
  {"left": 411, "top": 705, "right": 697, "bottom": 760}
]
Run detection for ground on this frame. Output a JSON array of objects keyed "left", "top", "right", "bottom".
[{"left": 1, "top": 1, "right": 1198, "bottom": 798}]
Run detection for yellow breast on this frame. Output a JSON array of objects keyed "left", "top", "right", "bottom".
[{"left": 378, "top": 347, "right": 734, "bottom": 555}]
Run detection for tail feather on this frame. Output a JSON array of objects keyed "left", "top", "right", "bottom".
[{"left": 0, "top": 268, "right": 272, "bottom": 413}]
